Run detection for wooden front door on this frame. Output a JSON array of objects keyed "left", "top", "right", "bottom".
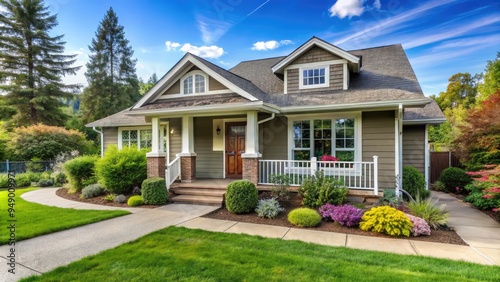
[{"left": 226, "top": 122, "right": 246, "bottom": 179}]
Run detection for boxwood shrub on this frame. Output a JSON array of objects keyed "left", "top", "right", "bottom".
[
  {"left": 225, "top": 180, "right": 258, "bottom": 214},
  {"left": 141, "top": 177, "right": 168, "bottom": 205},
  {"left": 288, "top": 208, "right": 322, "bottom": 227},
  {"left": 127, "top": 195, "right": 144, "bottom": 207},
  {"left": 439, "top": 167, "right": 472, "bottom": 193}
]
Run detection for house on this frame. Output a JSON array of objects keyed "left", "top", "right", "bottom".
[{"left": 86, "top": 37, "right": 445, "bottom": 203}]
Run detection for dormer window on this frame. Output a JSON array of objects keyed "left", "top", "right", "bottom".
[
  {"left": 182, "top": 71, "right": 207, "bottom": 94},
  {"left": 299, "top": 65, "right": 329, "bottom": 89}
]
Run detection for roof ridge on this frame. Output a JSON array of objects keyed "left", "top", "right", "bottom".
[{"left": 348, "top": 44, "right": 402, "bottom": 52}]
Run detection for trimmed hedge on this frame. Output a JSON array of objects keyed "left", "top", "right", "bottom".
[
  {"left": 141, "top": 177, "right": 168, "bottom": 205},
  {"left": 225, "top": 180, "right": 258, "bottom": 214},
  {"left": 288, "top": 208, "right": 322, "bottom": 227}
]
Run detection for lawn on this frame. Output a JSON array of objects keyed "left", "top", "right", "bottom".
[
  {"left": 24, "top": 227, "right": 500, "bottom": 282},
  {"left": 0, "top": 188, "right": 130, "bottom": 245}
]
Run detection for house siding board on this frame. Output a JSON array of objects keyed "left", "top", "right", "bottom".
[
  {"left": 103, "top": 127, "right": 118, "bottom": 151},
  {"left": 194, "top": 117, "right": 223, "bottom": 178},
  {"left": 260, "top": 116, "right": 288, "bottom": 160},
  {"left": 164, "top": 80, "right": 180, "bottom": 95},
  {"left": 168, "top": 118, "right": 182, "bottom": 162},
  {"left": 286, "top": 64, "right": 344, "bottom": 94},
  {"left": 209, "top": 76, "right": 227, "bottom": 91},
  {"left": 403, "top": 125, "right": 425, "bottom": 175},
  {"left": 362, "top": 111, "right": 396, "bottom": 189},
  {"left": 291, "top": 46, "right": 342, "bottom": 64}
]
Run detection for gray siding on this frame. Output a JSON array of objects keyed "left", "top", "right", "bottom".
[
  {"left": 403, "top": 125, "right": 426, "bottom": 175},
  {"left": 209, "top": 76, "right": 227, "bottom": 91},
  {"left": 362, "top": 111, "right": 396, "bottom": 189},
  {"left": 260, "top": 116, "right": 288, "bottom": 160},
  {"left": 291, "top": 46, "right": 342, "bottom": 64},
  {"left": 103, "top": 127, "right": 118, "bottom": 151},
  {"left": 164, "top": 80, "right": 180, "bottom": 95},
  {"left": 168, "top": 118, "right": 182, "bottom": 162},
  {"left": 194, "top": 117, "right": 223, "bottom": 178}
]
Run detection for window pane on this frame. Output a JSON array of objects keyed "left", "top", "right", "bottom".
[
  {"left": 336, "top": 151, "right": 354, "bottom": 161},
  {"left": 122, "top": 131, "right": 129, "bottom": 140},
  {"left": 314, "top": 130, "right": 322, "bottom": 139},
  {"left": 195, "top": 74, "right": 205, "bottom": 93},
  {"left": 336, "top": 139, "right": 344, "bottom": 148},
  {"left": 302, "top": 140, "right": 310, "bottom": 148},
  {"left": 140, "top": 130, "right": 152, "bottom": 149},
  {"left": 295, "top": 140, "right": 302, "bottom": 148},
  {"left": 345, "top": 129, "right": 354, "bottom": 138},
  {"left": 313, "top": 69, "right": 319, "bottom": 76},
  {"left": 344, "top": 118, "right": 355, "bottom": 127},
  {"left": 320, "top": 77, "right": 325, "bottom": 84},
  {"left": 303, "top": 129, "right": 310, "bottom": 138},
  {"left": 308, "top": 77, "right": 314, "bottom": 85},
  {"left": 303, "top": 70, "right": 307, "bottom": 77},
  {"left": 303, "top": 78, "right": 308, "bottom": 85},
  {"left": 130, "top": 130, "right": 138, "bottom": 147},
  {"left": 314, "top": 77, "right": 319, "bottom": 84},
  {"left": 183, "top": 76, "right": 193, "bottom": 94},
  {"left": 324, "top": 129, "right": 331, "bottom": 138},
  {"left": 308, "top": 69, "right": 313, "bottom": 76},
  {"left": 294, "top": 150, "right": 310, "bottom": 161},
  {"left": 336, "top": 128, "right": 345, "bottom": 138},
  {"left": 346, "top": 139, "right": 355, "bottom": 148},
  {"left": 320, "top": 68, "right": 325, "bottom": 76}
]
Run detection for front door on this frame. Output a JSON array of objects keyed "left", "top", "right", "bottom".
[{"left": 226, "top": 122, "right": 246, "bottom": 179}]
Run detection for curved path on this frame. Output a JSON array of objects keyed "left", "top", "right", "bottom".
[{"left": 1, "top": 188, "right": 498, "bottom": 281}]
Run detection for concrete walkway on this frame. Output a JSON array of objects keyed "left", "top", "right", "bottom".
[{"left": 2, "top": 188, "right": 499, "bottom": 281}]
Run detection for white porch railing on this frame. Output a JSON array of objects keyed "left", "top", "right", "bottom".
[
  {"left": 165, "top": 156, "right": 181, "bottom": 190},
  {"left": 258, "top": 156, "right": 379, "bottom": 195}
]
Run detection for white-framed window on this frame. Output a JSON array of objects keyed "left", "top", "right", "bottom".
[
  {"left": 289, "top": 114, "right": 360, "bottom": 162},
  {"left": 299, "top": 65, "right": 329, "bottom": 89},
  {"left": 121, "top": 129, "right": 152, "bottom": 150},
  {"left": 181, "top": 71, "right": 207, "bottom": 95}
]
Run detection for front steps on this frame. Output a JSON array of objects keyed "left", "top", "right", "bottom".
[{"left": 169, "top": 181, "right": 228, "bottom": 206}]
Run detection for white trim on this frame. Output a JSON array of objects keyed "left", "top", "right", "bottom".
[
  {"left": 284, "top": 69, "right": 288, "bottom": 94},
  {"left": 343, "top": 63, "right": 348, "bottom": 90},
  {"left": 180, "top": 70, "right": 209, "bottom": 95},
  {"left": 425, "top": 124, "right": 429, "bottom": 190},
  {"left": 272, "top": 37, "right": 360, "bottom": 74},
  {"left": 181, "top": 116, "right": 195, "bottom": 154},
  {"left": 394, "top": 118, "right": 399, "bottom": 182},
  {"left": 287, "top": 112, "right": 362, "bottom": 162},
  {"left": 118, "top": 125, "right": 166, "bottom": 152},
  {"left": 281, "top": 98, "right": 432, "bottom": 113},
  {"left": 157, "top": 89, "right": 233, "bottom": 99},
  {"left": 403, "top": 118, "right": 446, "bottom": 125},
  {"left": 298, "top": 65, "right": 330, "bottom": 90},
  {"left": 285, "top": 59, "right": 347, "bottom": 70}
]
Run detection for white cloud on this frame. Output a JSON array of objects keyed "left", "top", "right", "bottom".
[
  {"left": 165, "top": 41, "right": 181, "bottom": 51},
  {"left": 197, "top": 15, "right": 232, "bottom": 44},
  {"left": 329, "top": 0, "right": 365, "bottom": 19},
  {"left": 251, "top": 39, "right": 294, "bottom": 51},
  {"left": 432, "top": 34, "right": 500, "bottom": 50},
  {"left": 180, "top": 43, "right": 224, "bottom": 59},
  {"left": 373, "top": 0, "right": 381, "bottom": 10}
]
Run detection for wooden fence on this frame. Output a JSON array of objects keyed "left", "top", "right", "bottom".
[{"left": 430, "top": 152, "right": 461, "bottom": 183}]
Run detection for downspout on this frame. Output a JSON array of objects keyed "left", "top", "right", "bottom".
[
  {"left": 92, "top": 127, "right": 104, "bottom": 158},
  {"left": 257, "top": 113, "right": 275, "bottom": 125},
  {"left": 397, "top": 104, "right": 403, "bottom": 198}
]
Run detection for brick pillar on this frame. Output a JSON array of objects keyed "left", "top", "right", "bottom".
[
  {"left": 242, "top": 158, "right": 259, "bottom": 184},
  {"left": 180, "top": 156, "right": 196, "bottom": 182},
  {"left": 147, "top": 156, "right": 166, "bottom": 178}
]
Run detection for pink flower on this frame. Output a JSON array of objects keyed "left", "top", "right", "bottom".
[{"left": 321, "top": 155, "right": 339, "bottom": 162}]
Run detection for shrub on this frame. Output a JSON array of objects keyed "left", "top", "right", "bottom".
[
  {"left": 9, "top": 124, "right": 92, "bottom": 160},
  {"left": 225, "top": 180, "right": 258, "bottom": 214},
  {"left": 405, "top": 214, "right": 431, "bottom": 236},
  {"left": 114, "top": 194, "right": 127, "bottom": 203},
  {"left": 288, "top": 208, "right": 322, "bottom": 227},
  {"left": 37, "top": 179, "right": 54, "bottom": 187},
  {"left": 319, "top": 204, "right": 363, "bottom": 227},
  {"left": 96, "top": 146, "right": 147, "bottom": 195},
  {"left": 127, "top": 195, "right": 144, "bottom": 207},
  {"left": 432, "top": 180, "right": 446, "bottom": 192},
  {"left": 255, "top": 198, "right": 284, "bottom": 219},
  {"left": 407, "top": 197, "right": 448, "bottom": 229},
  {"left": 81, "top": 184, "right": 106, "bottom": 199},
  {"left": 51, "top": 171, "right": 67, "bottom": 185},
  {"left": 103, "top": 194, "right": 115, "bottom": 202},
  {"left": 439, "top": 167, "right": 472, "bottom": 193},
  {"left": 15, "top": 173, "right": 32, "bottom": 187},
  {"left": 0, "top": 174, "right": 8, "bottom": 188},
  {"left": 464, "top": 181, "right": 498, "bottom": 210},
  {"left": 359, "top": 206, "right": 413, "bottom": 237},
  {"left": 141, "top": 177, "right": 168, "bottom": 205},
  {"left": 298, "top": 170, "right": 348, "bottom": 208},
  {"left": 402, "top": 166, "right": 429, "bottom": 200},
  {"left": 64, "top": 155, "right": 98, "bottom": 192},
  {"left": 269, "top": 174, "right": 291, "bottom": 201}
]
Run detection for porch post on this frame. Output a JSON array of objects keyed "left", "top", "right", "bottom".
[
  {"left": 178, "top": 116, "right": 196, "bottom": 182},
  {"left": 242, "top": 111, "right": 261, "bottom": 184},
  {"left": 146, "top": 117, "right": 166, "bottom": 178}
]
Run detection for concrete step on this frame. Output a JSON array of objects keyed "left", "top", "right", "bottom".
[
  {"left": 171, "top": 195, "right": 223, "bottom": 206},
  {"left": 171, "top": 188, "right": 226, "bottom": 197}
]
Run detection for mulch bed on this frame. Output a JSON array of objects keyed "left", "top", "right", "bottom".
[
  {"left": 55, "top": 188, "right": 173, "bottom": 209},
  {"left": 203, "top": 191, "right": 468, "bottom": 246}
]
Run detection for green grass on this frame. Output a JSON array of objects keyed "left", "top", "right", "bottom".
[
  {"left": 24, "top": 227, "right": 500, "bottom": 282},
  {"left": 0, "top": 188, "right": 129, "bottom": 245}
]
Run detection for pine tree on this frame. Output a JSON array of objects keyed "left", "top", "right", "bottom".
[
  {"left": 0, "top": 0, "right": 80, "bottom": 126},
  {"left": 80, "top": 7, "right": 139, "bottom": 123}
]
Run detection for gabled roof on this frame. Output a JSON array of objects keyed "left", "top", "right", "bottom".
[
  {"left": 271, "top": 37, "right": 361, "bottom": 74},
  {"left": 132, "top": 53, "right": 268, "bottom": 110}
]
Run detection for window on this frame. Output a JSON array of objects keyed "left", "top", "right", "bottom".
[
  {"left": 291, "top": 118, "right": 356, "bottom": 161},
  {"left": 121, "top": 129, "right": 152, "bottom": 149},
  {"left": 299, "top": 66, "right": 329, "bottom": 89},
  {"left": 182, "top": 72, "right": 206, "bottom": 94}
]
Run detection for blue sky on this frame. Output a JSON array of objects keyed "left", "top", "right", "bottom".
[{"left": 40, "top": 0, "right": 499, "bottom": 96}]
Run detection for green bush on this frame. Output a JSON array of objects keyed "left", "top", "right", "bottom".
[
  {"left": 269, "top": 174, "right": 291, "bottom": 201},
  {"left": 407, "top": 197, "right": 448, "bottom": 229},
  {"left": 0, "top": 174, "right": 8, "bottom": 188},
  {"left": 15, "top": 173, "right": 34, "bottom": 187},
  {"left": 127, "top": 195, "right": 144, "bottom": 207},
  {"left": 298, "top": 170, "right": 348, "bottom": 208},
  {"left": 51, "top": 171, "right": 67, "bottom": 185},
  {"left": 96, "top": 146, "right": 147, "bottom": 195},
  {"left": 37, "top": 179, "right": 54, "bottom": 187},
  {"left": 114, "top": 194, "right": 127, "bottom": 203},
  {"left": 464, "top": 182, "right": 497, "bottom": 210},
  {"left": 288, "top": 208, "right": 322, "bottom": 227},
  {"left": 255, "top": 198, "right": 284, "bottom": 219},
  {"left": 402, "top": 166, "right": 429, "bottom": 200},
  {"left": 64, "top": 155, "right": 98, "bottom": 193},
  {"left": 360, "top": 206, "right": 413, "bottom": 237},
  {"left": 432, "top": 180, "right": 446, "bottom": 192},
  {"left": 225, "top": 180, "right": 258, "bottom": 214},
  {"left": 141, "top": 177, "right": 168, "bottom": 205},
  {"left": 439, "top": 167, "right": 472, "bottom": 193},
  {"left": 81, "top": 184, "right": 106, "bottom": 199}
]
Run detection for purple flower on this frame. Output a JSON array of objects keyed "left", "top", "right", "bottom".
[
  {"left": 319, "top": 204, "right": 363, "bottom": 227},
  {"left": 405, "top": 213, "right": 431, "bottom": 236}
]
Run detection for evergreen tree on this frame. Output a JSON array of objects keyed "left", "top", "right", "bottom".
[
  {"left": 80, "top": 7, "right": 139, "bottom": 123},
  {"left": 0, "top": 0, "right": 80, "bottom": 126},
  {"left": 139, "top": 73, "right": 158, "bottom": 95}
]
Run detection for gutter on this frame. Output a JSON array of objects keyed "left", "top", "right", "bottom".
[
  {"left": 92, "top": 127, "right": 104, "bottom": 157},
  {"left": 257, "top": 113, "right": 275, "bottom": 125},
  {"left": 403, "top": 118, "right": 446, "bottom": 125},
  {"left": 280, "top": 98, "right": 431, "bottom": 113}
]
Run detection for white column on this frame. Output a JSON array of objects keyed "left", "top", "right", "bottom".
[
  {"left": 179, "top": 116, "right": 196, "bottom": 156},
  {"left": 242, "top": 111, "right": 261, "bottom": 158},
  {"left": 147, "top": 117, "right": 165, "bottom": 157}
]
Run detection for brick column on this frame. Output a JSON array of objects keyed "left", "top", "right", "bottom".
[
  {"left": 180, "top": 156, "right": 196, "bottom": 182},
  {"left": 147, "top": 156, "right": 166, "bottom": 178},
  {"left": 242, "top": 157, "right": 259, "bottom": 184}
]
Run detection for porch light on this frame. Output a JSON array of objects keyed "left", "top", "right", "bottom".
[
  {"left": 170, "top": 128, "right": 174, "bottom": 135},
  {"left": 216, "top": 125, "right": 221, "bottom": 135}
]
